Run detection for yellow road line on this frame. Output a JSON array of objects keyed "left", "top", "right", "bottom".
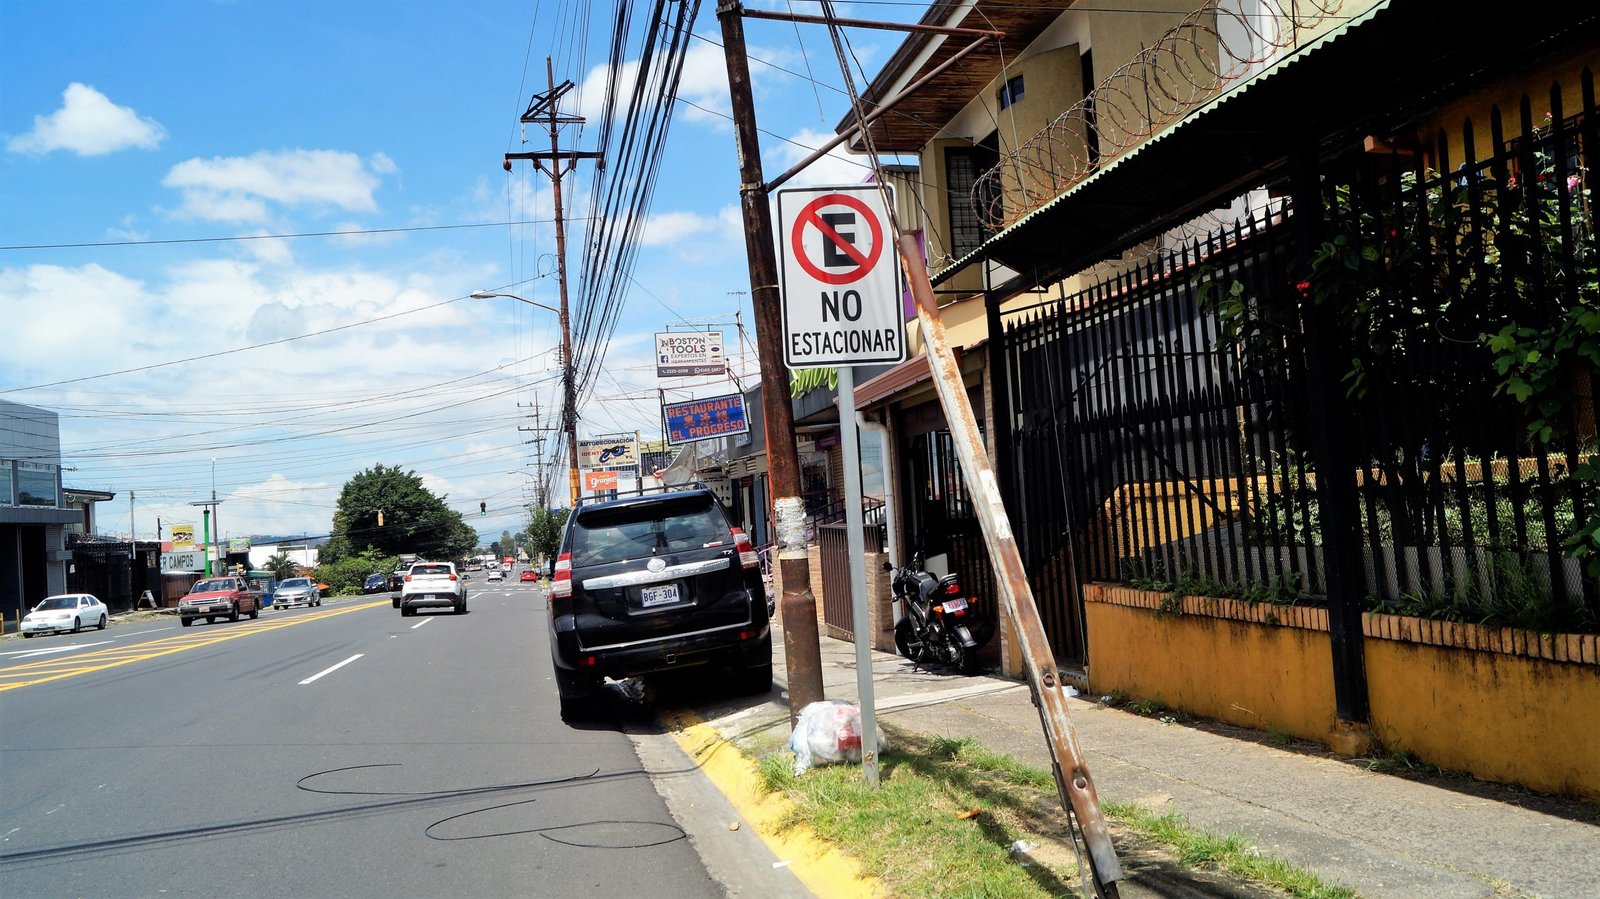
[
  {"left": 0, "top": 601, "right": 389, "bottom": 692},
  {"left": 663, "top": 708, "right": 884, "bottom": 899}
]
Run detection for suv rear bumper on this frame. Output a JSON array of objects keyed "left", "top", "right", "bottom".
[
  {"left": 551, "top": 618, "right": 770, "bottom": 678},
  {"left": 402, "top": 593, "right": 462, "bottom": 609}
]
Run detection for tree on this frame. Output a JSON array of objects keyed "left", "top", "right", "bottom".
[
  {"left": 526, "top": 506, "right": 569, "bottom": 566},
  {"left": 328, "top": 464, "right": 477, "bottom": 561},
  {"left": 263, "top": 552, "right": 298, "bottom": 581}
]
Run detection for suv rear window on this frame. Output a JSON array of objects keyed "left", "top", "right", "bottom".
[
  {"left": 412, "top": 564, "right": 452, "bottom": 576},
  {"left": 570, "top": 494, "right": 729, "bottom": 566}
]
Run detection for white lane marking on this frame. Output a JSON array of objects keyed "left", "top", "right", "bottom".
[
  {"left": 410, "top": 618, "right": 432, "bottom": 630},
  {"left": 118, "top": 627, "right": 173, "bottom": 637},
  {"left": 1, "top": 641, "right": 115, "bottom": 659},
  {"left": 299, "top": 653, "right": 365, "bottom": 685}
]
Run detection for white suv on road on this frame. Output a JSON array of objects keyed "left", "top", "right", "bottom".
[{"left": 399, "top": 562, "right": 467, "bottom": 616}]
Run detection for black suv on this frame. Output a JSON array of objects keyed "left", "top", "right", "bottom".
[{"left": 548, "top": 485, "right": 772, "bottom": 719}]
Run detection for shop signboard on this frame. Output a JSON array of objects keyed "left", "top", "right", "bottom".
[
  {"left": 654, "top": 331, "right": 726, "bottom": 378},
  {"left": 663, "top": 393, "right": 749, "bottom": 446}
]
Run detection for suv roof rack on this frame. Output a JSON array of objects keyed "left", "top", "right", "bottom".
[{"left": 572, "top": 481, "right": 711, "bottom": 508}]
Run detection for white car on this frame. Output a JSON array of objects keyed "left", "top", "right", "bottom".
[
  {"left": 22, "top": 594, "right": 108, "bottom": 637},
  {"left": 486, "top": 568, "right": 504, "bottom": 582}
]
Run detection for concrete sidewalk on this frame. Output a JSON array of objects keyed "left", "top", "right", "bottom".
[{"left": 686, "top": 626, "right": 1600, "bottom": 899}]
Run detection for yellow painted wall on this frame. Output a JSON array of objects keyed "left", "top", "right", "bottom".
[
  {"left": 1414, "top": 49, "right": 1597, "bottom": 160},
  {"left": 1365, "top": 640, "right": 1600, "bottom": 799},
  {"left": 1085, "top": 588, "right": 1600, "bottom": 800},
  {"left": 1086, "top": 601, "right": 1337, "bottom": 738}
]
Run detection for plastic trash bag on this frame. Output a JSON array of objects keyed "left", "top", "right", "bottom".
[{"left": 788, "top": 700, "right": 888, "bottom": 774}]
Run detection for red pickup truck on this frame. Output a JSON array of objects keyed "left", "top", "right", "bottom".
[{"left": 178, "top": 576, "right": 263, "bottom": 627}]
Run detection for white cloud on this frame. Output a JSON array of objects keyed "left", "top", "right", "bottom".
[
  {"left": 6, "top": 83, "right": 166, "bottom": 156},
  {"left": 242, "top": 232, "right": 295, "bottom": 266},
  {"left": 163, "top": 149, "right": 391, "bottom": 223},
  {"left": 0, "top": 264, "right": 150, "bottom": 373},
  {"left": 771, "top": 127, "right": 874, "bottom": 188},
  {"left": 640, "top": 210, "right": 722, "bottom": 247}
]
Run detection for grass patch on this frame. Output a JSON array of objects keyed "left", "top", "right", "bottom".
[
  {"left": 751, "top": 726, "right": 1357, "bottom": 899},
  {"left": 1103, "top": 802, "right": 1359, "bottom": 899}
]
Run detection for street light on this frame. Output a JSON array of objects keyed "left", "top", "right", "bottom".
[
  {"left": 475, "top": 289, "right": 580, "bottom": 507},
  {"left": 470, "top": 290, "right": 561, "bottom": 315}
]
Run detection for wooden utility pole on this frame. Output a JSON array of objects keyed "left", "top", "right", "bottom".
[
  {"left": 505, "top": 58, "right": 602, "bottom": 508},
  {"left": 717, "top": 2, "right": 825, "bottom": 718}
]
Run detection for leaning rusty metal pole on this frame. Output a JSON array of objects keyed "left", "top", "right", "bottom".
[
  {"left": 718, "top": 1, "right": 824, "bottom": 722},
  {"left": 899, "top": 234, "right": 1123, "bottom": 890}
]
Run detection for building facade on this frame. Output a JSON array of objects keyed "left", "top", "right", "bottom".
[{"left": 0, "top": 400, "right": 81, "bottom": 629}]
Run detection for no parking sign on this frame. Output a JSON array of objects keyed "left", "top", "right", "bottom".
[{"left": 777, "top": 185, "right": 906, "bottom": 368}]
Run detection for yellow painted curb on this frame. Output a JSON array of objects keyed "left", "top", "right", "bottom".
[{"left": 663, "top": 708, "right": 886, "bottom": 899}]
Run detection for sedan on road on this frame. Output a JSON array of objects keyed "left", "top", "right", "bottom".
[
  {"left": 22, "top": 594, "right": 108, "bottom": 636},
  {"left": 274, "top": 577, "right": 322, "bottom": 608},
  {"left": 520, "top": 569, "right": 538, "bottom": 582},
  {"left": 363, "top": 574, "right": 389, "bottom": 594}
]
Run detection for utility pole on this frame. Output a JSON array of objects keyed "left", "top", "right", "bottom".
[
  {"left": 504, "top": 58, "right": 602, "bottom": 509},
  {"left": 520, "top": 397, "right": 551, "bottom": 509},
  {"left": 717, "top": 2, "right": 825, "bottom": 720},
  {"left": 129, "top": 490, "right": 136, "bottom": 607}
]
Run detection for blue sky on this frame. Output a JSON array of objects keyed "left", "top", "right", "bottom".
[{"left": 0, "top": 1, "right": 907, "bottom": 544}]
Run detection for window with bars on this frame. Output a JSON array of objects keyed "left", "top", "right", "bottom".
[{"left": 944, "top": 137, "right": 1000, "bottom": 259}]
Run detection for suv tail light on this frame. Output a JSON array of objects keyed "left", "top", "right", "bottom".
[
  {"left": 551, "top": 552, "right": 573, "bottom": 600},
  {"left": 449, "top": 574, "right": 459, "bottom": 581},
  {"left": 944, "top": 582, "right": 962, "bottom": 595},
  {"left": 732, "top": 528, "right": 759, "bottom": 570},
  {"left": 403, "top": 574, "right": 412, "bottom": 582}
]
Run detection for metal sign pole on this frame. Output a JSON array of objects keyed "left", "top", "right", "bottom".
[{"left": 837, "top": 366, "right": 879, "bottom": 787}]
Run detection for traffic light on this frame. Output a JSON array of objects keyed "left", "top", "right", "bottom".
[{"left": 480, "top": 501, "right": 487, "bottom": 517}]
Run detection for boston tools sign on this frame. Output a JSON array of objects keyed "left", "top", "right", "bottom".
[
  {"left": 663, "top": 393, "right": 749, "bottom": 445},
  {"left": 655, "top": 331, "right": 726, "bottom": 378},
  {"left": 577, "top": 437, "right": 639, "bottom": 469},
  {"left": 777, "top": 184, "right": 907, "bottom": 368}
]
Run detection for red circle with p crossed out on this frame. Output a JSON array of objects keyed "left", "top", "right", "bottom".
[{"left": 791, "top": 193, "right": 883, "bottom": 286}]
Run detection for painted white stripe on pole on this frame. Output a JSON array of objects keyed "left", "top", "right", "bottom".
[{"left": 299, "top": 653, "right": 364, "bottom": 685}]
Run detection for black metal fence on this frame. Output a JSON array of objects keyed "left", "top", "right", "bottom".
[{"left": 1002, "top": 72, "right": 1599, "bottom": 659}]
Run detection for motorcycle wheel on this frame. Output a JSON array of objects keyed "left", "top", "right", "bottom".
[
  {"left": 894, "top": 619, "right": 918, "bottom": 661},
  {"left": 951, "top": 635, "right": 981, "bottom": 675}
]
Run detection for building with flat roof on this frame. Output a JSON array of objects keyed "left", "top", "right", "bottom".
[{"left": 0, "top": 400, "right": 81, "bottom": 629}]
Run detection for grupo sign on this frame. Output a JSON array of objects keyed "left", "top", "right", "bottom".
[
  {"left": 655, "top": 331, "right": 726, "bottom": 378},
  {"left": 663, "top": 393, "right": 749, "bottom": 446},
  {"left": 577, "top": 437, "right": 639, "bottom": 469},
  {"left": 777, "top": 184, "right": 907, "bottom": 368},
  {"left": 162, "top": 550, "right": 205, "bottom": 572}
]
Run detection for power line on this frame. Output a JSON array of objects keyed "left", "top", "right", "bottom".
[{"left": 0, "top": 219, "right": 580, "bottom": 252}]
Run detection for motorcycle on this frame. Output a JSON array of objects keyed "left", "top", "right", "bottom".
[{"left": 885, "top": 551, "right": 993, "bottom": 675}]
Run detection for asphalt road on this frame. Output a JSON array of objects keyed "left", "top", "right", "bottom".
[{"left": 0, "top": 580, "right": 802, "bottom": 898}]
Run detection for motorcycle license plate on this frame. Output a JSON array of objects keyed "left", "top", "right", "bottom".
[
  {"left": 641, "top": 584, "right": 680, "bottom": 607},
  {"left": 943, "top": 597, "right": 968, "bottom": 612}
]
